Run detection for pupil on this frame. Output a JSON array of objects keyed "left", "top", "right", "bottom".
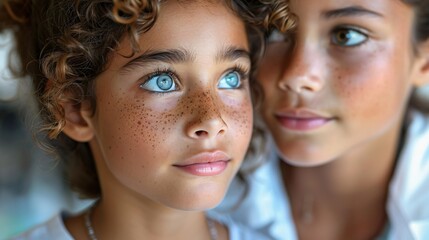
[
  {"left": 157, "top": 74, "right": 173, "bottom": 90},
  {"left": 338, "top": 31, "right": 349, "bottom": 42},
  {"left": 226, "top": 73, "right": 238, "bottom": 87}
]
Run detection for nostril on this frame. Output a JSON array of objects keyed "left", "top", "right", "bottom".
[
  {"left": 188, "top": 118, "right": 227, "bottom": 139},
  {"left": 194, "top": 129, "right": 224, "bottom": 137},
  {"left": 195, "top": 130, "right": 208, "bottom": 137},
  {"left": 303, "top": 86, "right": 313, "bottom": 91}
]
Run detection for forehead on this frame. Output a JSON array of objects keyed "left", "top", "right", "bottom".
[
  {"left": 108, "top": 0, "right": 248, "bottom": 71},
  {"left": 289, "top": 0, "right": 413, "bottom": 19},
  {"left": 155, "top": 0, "right": 238, "bottom": 30}
]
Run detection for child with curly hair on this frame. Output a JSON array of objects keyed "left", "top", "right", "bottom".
[{"left": 1, "top": 0, "right": 294, "bottom": 239}]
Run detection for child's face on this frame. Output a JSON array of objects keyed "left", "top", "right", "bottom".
[
  {"left": 258, "top": 0, "right": 425, "bottom": 166},
  {"left": 86, "top": 1, "right": 253, "bottom": 210}
]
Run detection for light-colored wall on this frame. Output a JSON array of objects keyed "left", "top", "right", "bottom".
[
  {"left": 0, "top": 31, "right": 19, "bottom": 101},
  {"left": 0, "top": 32, "right": 91, "bottom": 239}
]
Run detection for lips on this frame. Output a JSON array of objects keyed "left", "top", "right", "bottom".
[
  {"left": 275, "top": 109, "right": 334, "bottom": 131},
  {"left": 173, "top": 151, "right": 231, "bottom": 176}
]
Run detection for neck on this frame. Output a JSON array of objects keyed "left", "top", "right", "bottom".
[
  {"left": 87, "top": 198, "right": 213, "bottom": 240},
  {"left": 282, "top": 119, "right": 403, "bottom": 240},
  {"left": 65, "top": 185, "right": 222, "bottom": 240}
]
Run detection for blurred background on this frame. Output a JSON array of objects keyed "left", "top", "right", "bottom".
[{"left": 0, "top": 30, "right": 90, "bottom": 239}]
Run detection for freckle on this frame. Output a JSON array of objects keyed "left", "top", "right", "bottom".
[{"left": 138, "top": 121, "right": 141, "bottom": 125}]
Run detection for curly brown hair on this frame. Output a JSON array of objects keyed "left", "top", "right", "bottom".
[{"left": 0, "top": 0, "right": 296, "bottom": 198}]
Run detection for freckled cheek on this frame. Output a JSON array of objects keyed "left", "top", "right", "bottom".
[
  {"left": 223, "top": 100, "right": 253, "bottom": 164},
  {"left": 222, "top": 96, "right": 253, "bottom": 138},
  {"left": 333, "top": 66, "right": 403, "bottom": 124},
  {"left": 336, "top": 46, "right": 411, "bottom": 118},
  {"left": 102, "top": 98, "right": 178, "bottom": 162}
]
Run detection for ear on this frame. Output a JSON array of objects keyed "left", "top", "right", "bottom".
[
  {"left": 60, "top": 99, "right": 95, "bottom": 142},
  {"left": 413, "top": 39, "right": 429, "bottom": 87}
]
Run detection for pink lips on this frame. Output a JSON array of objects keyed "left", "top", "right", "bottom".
[
  {"left": 173, "top": 151, "right": 230, "bottom": 176},
  {"left": 276, "top": 109, "right": 333, "bottom": 131}
]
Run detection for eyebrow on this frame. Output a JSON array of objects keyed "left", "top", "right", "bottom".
[
  {"left": 120, "top": 46, "right": 250, "bottom": 74},
  {"left": 216, "top": 46, "right": 250, "bottom": 63},
  {"left": 322, "top": 6, "right": 383, "bottom": 19},
  {"left": 120, "top": 48, "right": 195, "bottom": 73}
]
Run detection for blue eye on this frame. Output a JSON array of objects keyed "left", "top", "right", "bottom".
[
  {"left": 140, "top": 73, "right": 176, "bottom": 92},
  {"left": 218, "top": 71, "right": 241, "bottom": 89},
  {"left": 331, "top": 28, "right": 367, "bottom": 47}
]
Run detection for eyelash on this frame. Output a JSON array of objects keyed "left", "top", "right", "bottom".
[
  {"left": 143, "top": 67, "right": 177, "bottom": 83},
  {"left": 228, "top": 64, "right": 250, "bottom": 88}
]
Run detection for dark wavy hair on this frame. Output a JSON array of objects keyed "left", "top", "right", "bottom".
[{"left": 0, "top": 0, "right": 296, "bottom": 198}]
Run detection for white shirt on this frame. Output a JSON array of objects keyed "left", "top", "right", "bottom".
[
  {"left": 10, "top": 214, "right": 73, "bottom": 240},
  {"left": 10, "top": 213, "right": 270, "bottom": 240},
  {"left": 212, "top": 110, "right": 429, "bottom": 240}
]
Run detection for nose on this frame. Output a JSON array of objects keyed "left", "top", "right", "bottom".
[
  {"left": 278, "top": 42, "right": 325, "bottom": 94},
  {"left": 185, "top": 91, "right": 227, "bottom": 140}
]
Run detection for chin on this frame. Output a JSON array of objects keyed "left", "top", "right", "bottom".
[
  {"left": 281, "top": 156, "right": 333, "bottom": 167},
  {"left": 164, "top": 187, "right": 226, "bottom": 211},
  {"left": 275, "top": 140, "right": 340, "bottom": 167},
  {"left": 277, "top": 149, "right": 337, "bottom": 168},
  {"left": 171, "top": 196, "right": 223, "bottom": 211}
]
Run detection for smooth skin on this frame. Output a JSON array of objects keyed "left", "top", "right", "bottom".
[
  {"left": 258, "top": 0, "right": 429, "bottom": 239},
  {"left": 61, "top": 1, "right": 253, "bottom": 239}
]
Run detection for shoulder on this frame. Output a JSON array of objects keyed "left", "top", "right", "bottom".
[
  {"left": 9, "top": 213, "right": 73, "bottom": 240},
  {"left": 387, "top": 110, "right": 429, "bottom": 240},
  {"left": 391, "top": 110, "right": 429, "bottom": 193}
]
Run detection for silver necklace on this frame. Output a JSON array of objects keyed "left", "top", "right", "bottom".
[
  {"left": 84, "top": 206, "right": 218, "bottom": 240},
  {"left": 84, "top": 206, "right": 98, "bottom": 240}
]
